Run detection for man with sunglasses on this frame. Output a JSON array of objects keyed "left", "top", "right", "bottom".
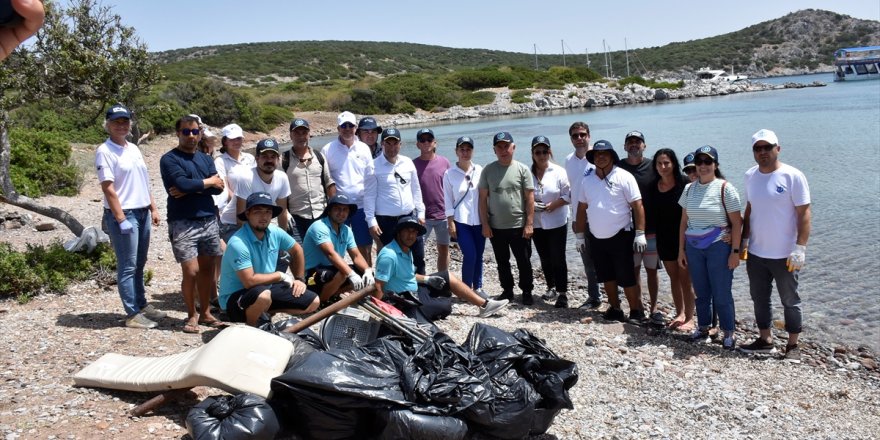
[
  {"left": 159, "top": 115, "right": 226, "bottom": 333},
  {"left": 739, "top": 129, "right": 811, "bottom": 361},
  {"left": 413, "top": 128, "right": 452, "bottom": 272},
  {"left": 322, "top": 111, "right": 376, "bottom": 265},
  {"left": 364, "top": 128, "right": 428, "bottom": 273},
  {"left": 565, "top": 121, "right": 602, "bottom": 309}
]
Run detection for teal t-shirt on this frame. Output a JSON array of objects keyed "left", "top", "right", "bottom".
[
  {"left": 374, "top": 240, "right": 418, "bottom": 293},
  {"left": 302, "top": 217, "right": 357, "bottom": 270},
  {"left": 219, "top": 224, "right": 295, "bottom": 309},
  {"left": 477, "top": 160, "right": 534, "bottom": 229}
]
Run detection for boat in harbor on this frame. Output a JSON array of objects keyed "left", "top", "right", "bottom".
[
  {"left": 696, "top": 67, "right": 748, "bottom": 82},
  {"left": 833, "top": 46, "right": 880, "bottom": 82}
]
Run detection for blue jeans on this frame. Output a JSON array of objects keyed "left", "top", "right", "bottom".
[
  {"left": 104, "top": 208, "right": 151, "bottom": 317},
  {"left": 686, "top": 240, "right": 735, "bottom": 331},
  {"left": 455, "top": 222, "right": 485, "bottom": 289}
]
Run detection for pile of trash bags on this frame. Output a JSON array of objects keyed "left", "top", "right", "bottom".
[{"left": 186, "top": 322, "right": 578, "bottom": 439}]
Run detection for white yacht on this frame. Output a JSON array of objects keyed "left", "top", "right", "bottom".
[
  {"left": 833, "top": 46, "right": 880, "bottom": 82},
  {"left": 696, "top": 67, "right": 748, "bottom": 82}
]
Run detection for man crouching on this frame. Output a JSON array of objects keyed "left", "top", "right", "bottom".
[{"left": 219, "top": 192, "right": 319, "bottom": 326}]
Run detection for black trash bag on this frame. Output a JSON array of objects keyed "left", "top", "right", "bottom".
[
  {"left": 512, "top": 329, "right": 579, "bottom": 412},
  {"left": 397, "top": 332, "right": 493, "bottom": 416},
  {"left": 269, "top": 338, "right": 412, "bottom": 440},
  {"left": 270, "top": 317, "right": 326, "bottom": 351},
  {"left": 185, "top": 393, "right": 280, "bottom": 440},
  {"left": 377, "top": 408, "right": 468, "bottom": 440}
]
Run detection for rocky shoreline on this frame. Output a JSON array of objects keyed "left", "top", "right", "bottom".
[{"left": 2, "top": 81, "right": 879, "bottom": 438}]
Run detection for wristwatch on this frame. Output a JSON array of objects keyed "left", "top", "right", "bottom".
[
  {"left": 294, "top": 275, "right": 306, "bottom": 283},
  {"left": 732, "top": 249, "right": 740, "bottom": 254}
]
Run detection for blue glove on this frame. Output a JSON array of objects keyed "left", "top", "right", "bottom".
[{"left": 118, "top": 219, "right": 133, "bottom": 235}]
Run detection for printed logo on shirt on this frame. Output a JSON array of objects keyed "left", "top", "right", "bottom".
[
  {"left": 776, "top": 185, "right": 785, "bottom": 194},
  {"left": 584, "top": 168, "right": 593, "bottom": 177},
  {"left": 96, "top": 165, "right": 103, "bottom": 171},
  {"left": 234, "top": 256, "right": 247, "bottom": 266}
]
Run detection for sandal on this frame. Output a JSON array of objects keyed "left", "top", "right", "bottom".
[
  {"left": 667, "top": 320, "right": 684, "bottom": 329},
  {"left": 198, "top": 319, "right": 228, "bottom": 328},
  {"left": 182, "top": 322, "right": 201, "bottom": 334}
]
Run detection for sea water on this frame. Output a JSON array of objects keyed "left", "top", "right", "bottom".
[{"left": 314, "top": 74, "right": 880, "bottom": 350}]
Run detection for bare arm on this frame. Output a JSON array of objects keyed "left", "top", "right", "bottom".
[
  {"left": 276, "top": 197, "right": 289, "bottom": 232},
  {"left": 630, "top": 199, "right": 645, "bottom": 231},
  {"left": 479, "top": 188, "right": 492, "bottom": 238},
  {"left": 100, "top": 181, "right": 126, "bottom": 223},
  {"left": 677, "top": 209, "right": 689, "bottom": 269},
  {"left": 795, "top": 204, "right": 811, "bottom": 246},
  {"left": 523, "top": 189, "right": 534, "bottom": 239},
  {"left": 348, "top": 246, "right": 370, "bottom": 274},
  {"left": 319, "top": 241, "right": 354, "bottom": 276},
  {"left": 741, "top": 202, "right": 751, "bottom": 243},
  {"left": 235, "top": 266, "right": 286, "bottom": 289}
]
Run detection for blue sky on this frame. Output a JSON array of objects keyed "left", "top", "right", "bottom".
[{"left": 89, "top": 0, "right": 879, "bottom": 53}]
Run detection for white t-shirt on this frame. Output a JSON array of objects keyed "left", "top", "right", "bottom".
[
  {"left": 233, "top": 167, "right": 292, "bottom": 206},
  {"left": 215, "top": 152, "right": 256, "bottom": 224},
  {"left": 533, "top": 162, "right": 570, "bottom": 229},
  {"left": 321, "top": 138, "right": 374, "bottom": 207},
  {"left": 565, "top": 151, "right": 595, "bottom": 216},
  {"left": 95, "top": 139, "right": 152, "bottom": 210},
  {"left": 364, "top": 155, "right": 424, "bottom": 226},
  {"left": 744, "top": 164, "right": 810, "bottom": 259},
  {"left": 578, "top": 166, "right": 641, "bottom": 239},
  {"left": 444, "top": 163, "right": 482, "bottom": 226}
]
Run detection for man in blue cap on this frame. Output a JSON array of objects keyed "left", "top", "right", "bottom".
[
  {"left": 573, "top": 140, "right": 647, "bottom": 322},
  {"left": 356, "top": 116, "right": 384, "bottom": 159},
  {"left": 219, "top": 192, "right": 318, "bottom": 326},
  {"left": 374, "top": 216, "right": 508, "bottom": 321}
]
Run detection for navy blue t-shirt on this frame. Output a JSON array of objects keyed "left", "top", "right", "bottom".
[{"left": 159, "top": 148, "right": 222, "bottom": 220}]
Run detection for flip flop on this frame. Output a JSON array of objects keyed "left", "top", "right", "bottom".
[
  {"left": 667, "top": 320, "right": 684, "bottom": 329},
  {"left": 198, "top": 319, "right": 228, "bottom": 328},
  {"left": 182, "top": 322, "right": 201, "bottom": 334}
]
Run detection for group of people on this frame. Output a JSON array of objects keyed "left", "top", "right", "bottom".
[{"left": 96, "top": 106, "right": 812, "bottom": 359}]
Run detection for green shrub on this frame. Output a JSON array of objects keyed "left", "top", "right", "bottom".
[
  {"left": 511, "top": 90, "right": 533, "bottom": 104},
  {"left": 161, "top": 78, "right": 264, "bottom": 132},
  {"left": 0, "top": 241, "right": 116, "bottom": 302},
  {"left": 8, "top": 129, "right": 81, "bottom": 197},
  {"left": 450, "top": 68, "right": 514, "bottom": 90},
  {"left": 457, "top": 91, "right": 495, "bottom": 107},
  {"left": 618, "top": 76, "right": 683, "bottom": 90},
  {"left": 259, "top": 105, "right": 294, "bottom": 130},
  {"left": 11, "top": 105, "right": 107, "bottom": 144}
]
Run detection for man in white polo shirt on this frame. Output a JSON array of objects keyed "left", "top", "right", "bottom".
[
  {"left": 573, "top": 140, "right": 647, "bottom": 322},
  {"left": 322, "top": 111, "right": 376, "bottom": 265},
  {"left": 739, "top": 129, "right": 811, "bottom": 362}
]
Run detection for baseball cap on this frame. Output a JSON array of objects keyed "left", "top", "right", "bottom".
[
  {"left": 322, "top": 193, "right": 358, "bottom": 220},
  {"left": 625, "top": 131, "right": 645, "bottom": 142},
  {"left": 382, "top": 128, "right": 402, "bottom": 141},
  {"left": 256, "top": 138, "right": 280, "bottom": 156},
  {"left": 289, "top": 118, "right": 310, "bottom": 130},
  {"left": 456, "top": 136, "right": 475, "bottom": 148},
  {"left": 357, "top": 117, "right": 382, "bottom": 133},
  {"left": 751, "top": 129, "right": 778, "bottom": 146},
  {"left": 394, "top": 215, "right": 427, "bottom": 237},
  {"left": 531, "top": 135, "right": 551, "bottom": 148},
  {"left": 586, "top": 139, "right": 619, "bottom": 164},
  {"left": 683, "top": 152, "right": 696, "bottom": 170},
  {"left": 105, "top": 104, "right": 132, "bottom": 121},
  {"left": 337, "top": 111, "right": 357, "bottom": 127},
  {"left": 202, "top": 128, "right": 216, "bottom": 138},
  {"left": 694, "top": 145, "right": 719, "bottom": 162},
  {"left": 416, "top": 128, "right": 434, "bottom": 141},
  {"left": 222, "top": 124, "right": 244, "bottom": 139},
  {"left": 238, "top": 192, "right": 282, "bottom": 221},
  {"left": 493, "top": 131, "right": 514, "bottom": 145}
]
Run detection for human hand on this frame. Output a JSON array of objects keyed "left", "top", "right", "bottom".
[
  {"left": 633, "top": 230, "right": 647, "bottom": 253},
  {"left": 151, "top": 208, "right": 160, "bottom": 226},
  {"left": 291, "top": 280, "right": 306, "bottom": 296},
  {"left": 728, "top": 253, "right": 740, "bottom": 270},
  {"left": 534, "top": 201, "right": 546, "bottom": 212},
  {"left": 481, "top": 224, "right": 493, "bottom": 238},
  {"left": 424, "top": 275, "right": 445, "bottom": 290},
  {"left": 369, "top": 225, "right": 382, "bottom": 242},
  {"left": 347, "top": 271, "right": 365, "bottom": 290},
  {"left": 575, "top": 232, "right": 586, "bottom": 253},
  {"left": 168, "top": 186, "right": 185, "bottom": 199},
  {"left": 448, "top": 221, "right": 457, "bottom": 240},
  {"left": 118, "top": 218, "right": 133, "bottom": 235},
  {"left": 362, "top": 268, "right": 375, "bottom": 286},
  {"left": 787, "top": 244, "right": 806, "bottom": 272},
  {"left": 523, "top": 224, "right": 533, "bottom": 239},
  {"left": 279, "top": 271, "right": 294, "bottom": 287},
  {"left": 677, "top": 251, "right": 687, "bottom": 269},
  {"left": 0, "top": 0, "right": 45, "bottom": 61}
]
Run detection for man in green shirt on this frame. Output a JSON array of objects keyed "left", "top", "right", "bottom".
[{"left": 478, "top": 132, "right": 536, "bottom": 305}]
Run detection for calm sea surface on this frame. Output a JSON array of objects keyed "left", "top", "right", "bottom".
[{"left": 315, "top": 73, "right": 880, "bottom": 350}]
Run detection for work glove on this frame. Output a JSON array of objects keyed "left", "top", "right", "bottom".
[
  {"left": 348, "top": 271, "right": 365, "bottom": 290},
  {"left": 424, "top": 275, "right": 446, "bottom": 290},
  {"left": 118, "top": 219, "right": 133, "bottom": 235},
  {"left": 633, "top": 230, "right": 647, "bottom": 253},
  {"left": 787, "top": 244, "right": 806, "bottom": 272},
  {"left": 279, "top": 271, "right": 294, "bottom": 287},
  {"left": 575, "top": 233, "right": 586, "bottom": 254},
  {"left": 534, "top": 201, "right": 546, "bottom": 212},
  {"left": 362, "top": 268, "right": 375, "bottom": 286}
]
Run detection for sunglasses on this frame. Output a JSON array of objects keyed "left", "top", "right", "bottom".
[
  {"left": 533, "top": 149, "right": 551, "bottom": 155},
  {"left": 570, "top": 133, "right": 589, "bottom": 139},
  {"left": 753, "top": 144, "right": 776, "bottom": 153},
  {"left": 394, "top": 171, "right": 408, "bottom": 185},
  {"left": 694, "top": 158, "right": 715, "bottom": 166},
  {"left": 339, "top": 123, "right": 356, "bottom": 129},
  {"left": 181, "top": 128, "right": 200, "bottom": 136}
]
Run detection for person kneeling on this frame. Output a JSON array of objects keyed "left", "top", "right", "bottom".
[
  {"left": 374, "top": 216, "right": 509, "bottom": 322},
  {"left": 219, "top": 192, "right": 319, "bottom": 326}
]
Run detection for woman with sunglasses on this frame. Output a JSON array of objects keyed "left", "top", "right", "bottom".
[
  {"left": 650, "top": 148, "right": 695, "bottom": 331},
  {"left": 529, "top": 136, "right": 571, "bottom": 307},
  {"left": 677, "top": 146, "right": 743, "bottom": 350},
  {"left": 443, "top": 136, "right": 486, "bottom": 297}
]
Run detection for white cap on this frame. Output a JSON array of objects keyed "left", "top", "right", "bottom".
[
  {"left": 337, "top": 111, "right": 357, "bottom": 127},
  {"left": 751, "top": 129, "right": 778, "bottom": 146},
  {"left": 222, "top": 123, "right": 244, "bottom": 139},
  {"left": 202, "top": 128, "right": 216, "bottom": 138},
  {"left": 188, "top": 114, "right": 203, "bottom": 125}
]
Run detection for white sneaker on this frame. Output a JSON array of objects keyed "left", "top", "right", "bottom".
[
  {"left": 541, "top": 288, "right": 558, "bottom": 301},
  {"left": 141, "top": 304, "right": 167, "bottom": 321},
  {"left": 478, "top": 299, "right": 509, "bottom": 318},
  {"left": 125, "top": 312, "right": 158, "bottom": 329}
]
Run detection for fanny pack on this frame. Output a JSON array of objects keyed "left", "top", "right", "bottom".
[{"left": 685, "top": 227, "right": 724, "bottom": 250}]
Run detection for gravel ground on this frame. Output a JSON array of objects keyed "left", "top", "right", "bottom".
[{"left": 1, "top": 134, "right": 878, "bottom": 439}]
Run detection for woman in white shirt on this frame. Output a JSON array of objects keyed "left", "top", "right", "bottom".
[
  {"left": 443, "top": 137, "right": 486, "bottom": 298},
  {"left": 529, "top": 136, "right": 571, "bottom": 308}
]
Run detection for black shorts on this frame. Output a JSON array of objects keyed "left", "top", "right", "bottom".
[
  {"left": 226, "top": 282, "right": 318, "bottom": 323},
  {"left": 306, "top": 264, "right": 357, "bottom": 295},
  {"left": 589, "top": 229, "right": 637, "bottom": 288}
]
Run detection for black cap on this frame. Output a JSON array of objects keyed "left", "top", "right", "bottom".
[
  {"left": 531, "top": 135, "right": 551, "bottom": 148},
  {"left": 256, "top": 138, "right": 280, "bottom": 156},
  {"left": 455, "top": 136, "right": 475, "bottom": 148},
  {"left": 586, "top": 139, "right": 620, "bottom": 164},
  {"left": 493, "top": 131, "right": 514, "bottom": 145},
  {"left": 625, "top": 131, "right": 645, "bottom": 142},
  {"left": 382, "top": 128, "right": 402, "bottom": 141},
  {"left": 238, "top": 192, "right": 282, "bottom": 221},
  {"left": 322, "top": 194, "right": 358, "bottom": 220},
  {"left": 416, "top": 128, "right": 434, "bottom": 142},
  {"left": 289, "top": 118, "right": 310, "bottom": 130},
  {"left": 683, "top": 152, "right": 696, "bottom": 170},
  {"left": 105, "top": 104, "right": 132, "bottom": 121},
  {"left": 694, "top": 145, "right": 719, "bottom": 162},
  {"left": 356, "top": 117, "right": 382, "bottom": 133},
  {"left": 394, "top": 215, "right": 426, "bottom": 236}
]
